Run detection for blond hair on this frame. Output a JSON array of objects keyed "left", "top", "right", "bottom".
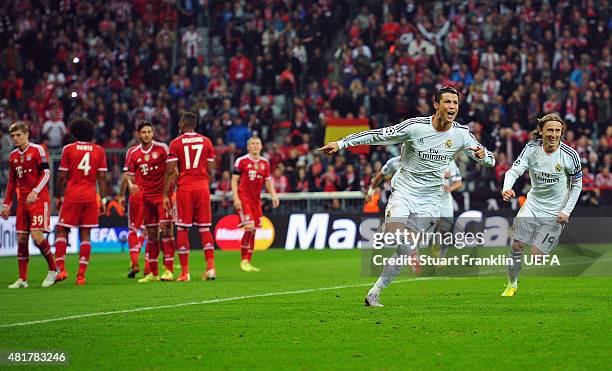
[
  {"left": 530, "top": 112, "right": 565, "bottom": 141},
  {"left": 8, "top": 121, "right": 28, "bottom": 134}
]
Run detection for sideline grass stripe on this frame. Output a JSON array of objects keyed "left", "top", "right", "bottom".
[{"left": 0, "top": 277, "right": 444, "bottom": 328}]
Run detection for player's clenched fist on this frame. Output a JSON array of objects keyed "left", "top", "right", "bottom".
[
  {"left": 501, "top": 189, "right": 516, "bottom": 201},
  {"left": 1, "top": 205, "right": 9, "bottom": 220},
  {"left": 318, "top": 142, "right": 340, "bottom": 155},
  {"left": 469, "top": 146, "right": 485, "bottom": 159}
]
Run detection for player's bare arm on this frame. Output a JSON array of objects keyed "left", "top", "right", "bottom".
[
  {"left": 98, "top": 172, "right": 109, "bottom": 214},
  {"left": 55, "top": 170, "right": 68, "bottom": 209},
  {"left": 162, "top": 160, "right": 177, "bottom": 211},
  {"left": 231, "top": 173, "right": 242, "bottom": 211},
  {"left": 265, "top": 178, "right": 280, "bottom": 208},
  {"left": 444, "top": 179, "right": 463, "bottom": 193}
]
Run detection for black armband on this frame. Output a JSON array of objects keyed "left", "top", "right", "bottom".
[{"left": 39, "top": 162, "right": 50, "bottom": 171}]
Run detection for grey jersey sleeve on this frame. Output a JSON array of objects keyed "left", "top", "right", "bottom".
[
  {"left": 381, "top": 156, "right": 401, "bottom": 177},
  {"left": 561, "top": 146, "right": 583, "bottom": 216},
  {"left": 503, "top": 144, "right": 533, "bottom": 191},
  {"left": 338, "top": 120, "right": 415, "bottom": 149},
  {"left": 462, "top": 131, "right": 496, "bottom": 168}
]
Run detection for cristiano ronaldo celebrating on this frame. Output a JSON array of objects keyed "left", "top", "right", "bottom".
[
  {"left": 501, "top": 113, "right": 582, "bottom": 297},
  {"left": 319, "top": 87, "right": 495, "bottom": 307}
]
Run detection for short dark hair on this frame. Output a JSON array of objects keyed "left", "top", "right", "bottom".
[
  {"left": 137, "top": 120, "right": 153, "bottom": 132},
  {"left": 8, "top": 121, "right": 28, "bottom": 134},
  {"left": 434, "top": 86, "right": 459, "bottom": 103},
  {"left": 69, "top": 118, "right": 95, "bottom": 142},
  {"left": 180, "top": 112, "right": 198, "bottom": 129}
]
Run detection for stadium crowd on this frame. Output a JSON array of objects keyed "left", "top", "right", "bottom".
[{"left": 0, "top": 0, "right": 611, "bottom": 206}]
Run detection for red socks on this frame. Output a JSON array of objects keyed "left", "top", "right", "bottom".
[
  {"left": 147, "top": 240, "right": 159, "bottom": 276},
  {"left": 77, "top": 241, "right": 91, "bottom": 279},
  {"left": 55, "top": 236, "right": 67, "bottom": 272},
  {"left": 128, "top": 230, "right": 140, "bottom": 267},
  {"left": 162, "top": 237, "right": 175, "bottom": 272},
  {"left": 247, "top": 232, "right": 255, "bottom": 262},
  {"left": 35, "top": 239, "right": 56, "bottom": 271},
  {"left": 199, "top": 228, "right": 214, "bottom": 270},
  {"left": 17, "top": 239, "right": 28, "bottom": 280},
  {"left": 177, "top": 228, "right": 190, "bottom": 274},
  {"left": 144, "top": 239, "right": 150, "bottom": 275},
  {"left": 241, "top": 230, "right": 253, "bottom": 261}
]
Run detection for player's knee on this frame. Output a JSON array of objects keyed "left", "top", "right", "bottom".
[
  {"left": 160, "top": 224, "right": 173, "bottom": 238},
  {"left": 55, "top": 226, "right": 67, "bottom": 237},
  {"left": 530, "top": 245, "right": 547, "bottom": 256},
  {"left": 146, "top": 227, "right": 159, "bottom": 240},
  {"left": 511, "top": 241, "right": 525, "bottom": 252},
  {"left": 17, "top": 233, "right": 29, "bottom": 244},
  {"left": 31, "top": 231, "right": 44, "bottom": 244}
]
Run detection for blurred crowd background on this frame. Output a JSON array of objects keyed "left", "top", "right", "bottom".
[{"left": 0, "top": 0, "right": 610, "bottom": 207}]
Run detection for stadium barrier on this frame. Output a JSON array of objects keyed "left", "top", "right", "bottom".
[{"left": 1, "top": 208, "right": 610, "bottom": 256}]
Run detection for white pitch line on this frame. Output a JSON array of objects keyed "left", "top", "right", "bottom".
[{"left": 1, "top": 277, "right": 443, "bottom": 329}]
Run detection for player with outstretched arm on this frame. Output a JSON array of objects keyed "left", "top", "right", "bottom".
[{"left": 319, "top": 87, "right": 495, "bottom": 307}]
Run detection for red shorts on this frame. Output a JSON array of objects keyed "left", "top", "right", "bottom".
[
  {"left": 128, "top": 194, "right": 144, "bottom": 230},
  {"left": 143, "top": 196, "right": 174, "bottom": 227},
  {"left": 15, "top": 197, "right": 51, "bottom": 233},
  {"left": 58, "top": 200, "right": 98, "bottom": 228},
  {"left": 175, "top": 188, "right": 211, "bottom": 228},
  {"left": 238, "top": 197, "right": 262, "bottom": 228}
]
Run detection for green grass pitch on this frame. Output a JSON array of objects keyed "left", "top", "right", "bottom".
[{"left": 1, "top": 249, "right": 611, "bottom": 370}]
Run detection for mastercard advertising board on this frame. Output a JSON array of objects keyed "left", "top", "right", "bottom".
[{"left": 214, "top": 214, "right": 275, "bottom": 251}]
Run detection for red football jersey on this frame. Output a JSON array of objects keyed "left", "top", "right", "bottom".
[
  {"left": 58, "top": 141, "right": 107, "bottom": 203},
  {"left": 123, "top": 145, "right": 144, "bottom": 193},
  {"left": 234, "top": 154, "right": 271, "bottom": 203},
  {"left": 3, "top": 143, "right": 50, "bottom": 206},
  {"left": 167, "top": 132, "right": 215, "bottom": 191},
  {"left": 125, "top": 141, "right": 168, "bottom": 200}
]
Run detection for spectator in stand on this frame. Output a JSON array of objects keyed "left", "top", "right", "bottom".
[
  {"left": 41, "top": 111, "right": 66, "bottom": 149},
  {"left": 272, "top": 165, "right": 290, "bottom": 193},
  {"left": 224, "top": 116, "right": 251, "bottom": 151}
]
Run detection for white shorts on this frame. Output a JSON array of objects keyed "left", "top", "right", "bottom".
[
  {"left": 385, "top": 188, "right": 438, "bottom": 233},
  {"left": 511, "top": 203, "right": 564, "bottom": 254},
  {"left": 439, "top": 194, "right": 454, "bottom": 218}
]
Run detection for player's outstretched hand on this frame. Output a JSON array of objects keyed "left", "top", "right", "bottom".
[
  {"left": 1, "top": 205, "right": 9, "bottom": 220},
  {"left": 272, "top": 195, "right": 280, "bottom": 208},
  {"left": 233, "top": 198, "right": 242, "bottom": 212},
  {"left": 118, "top": 195, "right": 125, "bottom": 208},
  {"left": 556, "top": 212, "right": 569, "bottom": 224},
  {"left": 25, "top": 190, "right": 38, "bottom": 205},
  {"left": 469, "top": 146, "right": 485, "bottom": 159},
  {"left": 128, "top": 184, "right": 140, "bottom": 195},
  {"left": 163, "top": 196, "right": 172, "bottom": 212},
  {"left": 318, "top": 142, "right": 340, "bottom": 156},
  {"left": 501, "top": 189, "right": 516, "bottom": 201}
]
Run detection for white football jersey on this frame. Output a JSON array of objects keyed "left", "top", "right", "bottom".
[
  {"left": 503, "top": 142, "right": 582, "bottom": 216},
  {"left": 381, "top": 156, "right": 401, "bottom": 178},
  {"left": 339, "top": 116, "right": 494, "bottom": 196},
  {"left": 442, "top": 160, "right": 462, "bottom": 197}
]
